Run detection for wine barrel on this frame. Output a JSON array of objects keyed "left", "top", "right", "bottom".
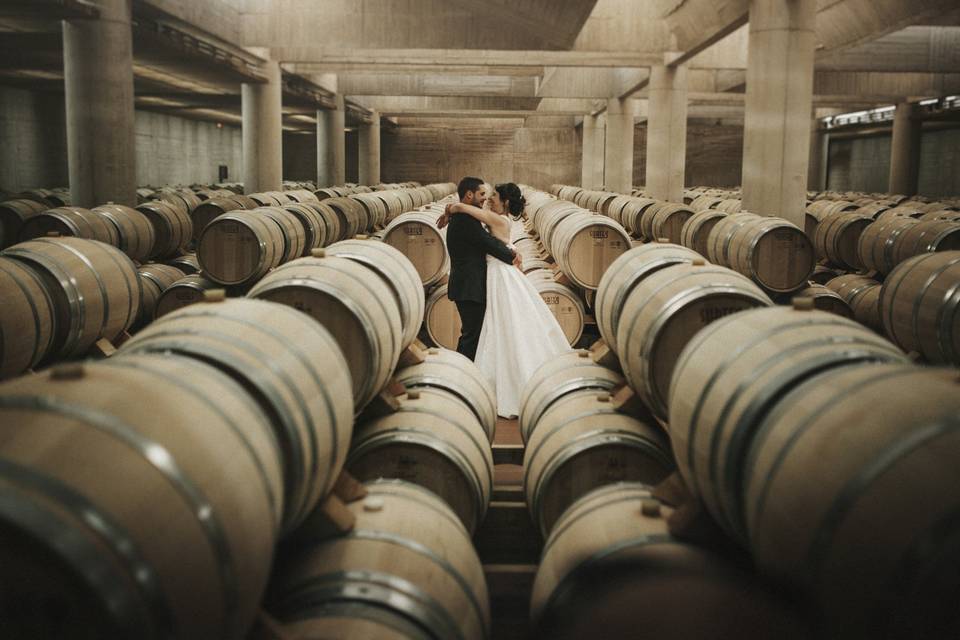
[
  {"left": 4, "top": 238, "right": 140, "bottom": 359},
  {"left": 248, "top": 191, "right": 287, "bottom": 207},
  {"left": 348, "top": 194, "right": 388, "bottom": 228},
  {"left": 270, "top": 479, "right": 490, "bottom": 640},
  {"left": 92, "top": 204, "right": 156, "bottom": 263},
  {"left": 793, "top": 284, "right": 853, "bottom": 318},
  {"left": 650, "top": 204, "right": 695, "bottom": 244},
  {"left": 680, "top": 209, "right": 727, "bottom": 256},
  {"left": 347, "top": 389, "right": 493, "bottom": 533},
  {"left": 283, "top": 203, "right": 330, "bottom": 253},
  {"left": 0, "top": 199, "right": 47, "bottom": 248},
  {"left": 0, "top": 256, "right": 55, "bottom": 379},
  {"left": 394, "top": 346, "right": 497, "bottom": 440},
  {"left": 154, "top": 274, "right": 220, "bottom": 317},
  {"left": 323, "top": 197, "right": 367, "bottom": 239},
  {"left": 19, "top": 206, "right": 119, "bottom": 246},
  {"left": 617, "top": 262, "right": 773, "bottom": 420},
  {"left": 382, "top": 212, "right": 450, "bottom": 287},
  {"left": 518, "top": 350, "right": 625, "bottom": 443},
  {"left": 198, "top": 211, "right": 285, "bottom": 286},
  {"left": 121, "top": 298, "right": 353, "bottom": 532},
  {"left": 879, "top": 251, "right": 960, "bottom": 365},
  {"left": 920, "top": 209, "right": 960, "bottom": 222},
  {"left": 618, "top": 198, "right": 659, "bottom": 238},
  {"left": 824, "top": 274, "right": 882, "bottom": 331},
  {"left": 248, "top": 255, "right": 403, "bottom": 410},
  {"left": 715, "top": 198, "right": 742, "bottom": 214},
  {"left": 814, "top": 211, "right": 873, "bottom": 270},
  {"left": 669, "top": 305, "right": 908, "bottom": 544},
  {"left": 551, "top": 213, "right": 631, "bottom": 290},
  {"left": 157, "top": 189, "right": 201, "bottom": 217},
  {"left": 595, "top": 243, "right": 703, "bottom": 353},
  {"left": 533, "top": 201, "right": 583, "bottom": 251},
  {"left": 857, "top": 216, "right": 920, "bottom": 274},
  {"left": 191, "top": 196, "right": 248, "bottom": 241},
  {"left": 256, "top": 207, "right": 306, "bottom": 264},
  {"left": 424, "top": 283, "right": 461, "bottom": 350},
  {"left": 0, "top": 353, "right": 283, "bottom": 639},
  {"left": 890, "top": 219, "right": 960, "bottom": 266},
  {"left": 165, "top": 252, "right": 200, "bottom": 275},
  {"left": 637, "top": 202, "right": 667, "bottom": 241},
  {"left": 531, "top": 483, "right": 807, "bottom": 640},
  {"left": 284, "top": 189, "right": 317, "bottom": 204},
  {"left": 523, "top": 389, "right": 673, "bottom": 537},
  {"left": 326, "top": 239, "right": 425, "bottom": 350},
  {"left": 530, "top": 278, "right": 585, "bottom": 345},
  {"left": 743, "top": 364, "right": 960, "bottom": 640},
  {"left": 135, "top": 263, "right": 185, "bottom": 329},
  {"left": 137, "top": 200, "right": 192, "bottom": 259},
  {"left": 809, "top": 264, "right": 842, "bottom": 285},
  {"left": 709, "top": 214, "right": 814, "bottom": 292}
]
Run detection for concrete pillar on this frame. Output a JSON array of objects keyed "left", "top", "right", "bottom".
[
  {"left": 604, "top": 98, "right": 634, "bottom": 194},
  {"left": 808, "top": 117, "right": 829, "bottom": 192},
  {"left": 888, "top": 101, "right": 920, "bottom": 196},
  {"left": 317, "top": 97, "right": 346, "bottom": 187},
  {"left": 358, "top": 110, "right": 381, "bottom": 185},
  {"left": 741, "top": 0, "right": 816, "bottom": 228},
  {"left": 581, "top": 114, "right": 605, "bottom": 188},
  {"left": 63, "top": 0, "right": 136, "bottom": 207},
  {"left": 242, "top": 60, "right": 283, "bottom": 194},
  {"left": 645, "top": 64, "right": 688, "bottom": 203}
]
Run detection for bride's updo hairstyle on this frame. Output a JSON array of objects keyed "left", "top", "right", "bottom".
[{"left": 496, "top": 182, "right": 526, "bottom": 219}]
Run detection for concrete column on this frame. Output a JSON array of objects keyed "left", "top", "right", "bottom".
[
  {"left": 604, "top": 98, "right": 634, "bottom": 194},
  {"left": 741, "top": 0, "right": 816, "bottom": 228},
  {"left": 646, "top": 64, "right": 688, "bottom": 203},
  {"left": 63, "top": 0, "right": 136, "bottom": 207},
  {"left": 358, "top": 110, "right": 381, "bottom": 185},
  {"left": 242, "top": 60, "right": 283, "bottom": 194},
  {"left": 317, "top": 97, "right": 346, "bottom": 187},
  {"left": 807, "top": 117, "right": 829, "bottom": 192},
  {"left": 888, "top": 101, "right": 920, "bottom": 196},
  {"left": 581, "top": 114, "right": 605, "bottom": 188}
]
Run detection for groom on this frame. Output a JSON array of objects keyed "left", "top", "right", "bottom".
[{"left": 438, "top": 176, "right": 519, "bottom": 361}]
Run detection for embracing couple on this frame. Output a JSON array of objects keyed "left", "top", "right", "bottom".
[{"left": 437, "top": 177, "right": 570, "bottom": 419}]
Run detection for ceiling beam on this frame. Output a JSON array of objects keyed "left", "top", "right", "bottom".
[{"left": 271, "top": 48, "right": 663, "bottom": 68}]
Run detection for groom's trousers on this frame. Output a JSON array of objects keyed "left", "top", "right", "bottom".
[{"left": 454, "top": 300, "right": 485, "bottom": 361}]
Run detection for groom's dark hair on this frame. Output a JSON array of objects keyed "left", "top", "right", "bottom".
[{"left": 458, "top": 177, "right": 484, "bottom": 200}]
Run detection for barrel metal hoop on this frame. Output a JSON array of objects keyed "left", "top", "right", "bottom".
[
  {"left": 347, "top": 531, "right": 489, "bottom": 639},
  {"left": 0, "top": 259, "right": 49, "bottom": 365},
  {"left": 541, "top": 485, "right": 653, "bottom": 559}
]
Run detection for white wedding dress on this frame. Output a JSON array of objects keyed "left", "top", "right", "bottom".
[{"left": 475, "top": 220, "right": 572, "bottom": 418}]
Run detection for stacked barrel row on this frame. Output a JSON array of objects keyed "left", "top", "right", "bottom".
[
  {"left": 515, "top": 347, "right": 808, "bottom": 638},
  {"left": 0, "top": 294, "right": 356, "bottom": 639},
  {"left": 548, "top": 185, "right": 816, "bottom": 298}
]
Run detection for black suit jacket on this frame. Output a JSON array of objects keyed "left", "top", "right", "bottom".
[{"left": 445, "top": 214, "right": 515, "bottom": 303}]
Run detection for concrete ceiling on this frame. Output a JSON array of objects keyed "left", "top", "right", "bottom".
[{"left": 1, "top": 0, "right": 958, "bottom": 126}]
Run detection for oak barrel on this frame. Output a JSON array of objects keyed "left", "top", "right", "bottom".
[
  {"left": 4, "top": 238, "right": 140, "bottom": 359},
  {"left": 824, "top": 274, "right": 883, "bottom": 331},
  {"left": 0, "top": 199, "right": 46, "bottom": 248},
  {"left": 879, "top": 251, "right": 960, "bottom": 365},
  {"left": 154, "top": 275, "right": 220, "bottom": 317},
  {"left": 326, "top": 238, "right": 425, "bottom": 350},
  {"left": 518, "top": 349, "right": 625, "bottom": 443},
  {"left": 424, "top": 283, "right": 461, "bottom": 351},
  {"left": 743, "top": 364, "right": 960, "bottom": 639},
  {"left": 551, "top": 213, "right": 631, "bottom": 290},
  {"left": 270, "top": 479, "right": 490, "bottom": 640},
  {"left": 709, "top": 214, "right": 814, "bottom": 292},
  {"left": 0, "top": 256, "right": 55, "bottom": 378},
  {"left": 815, "top": 211, "right": 873, "bottom": 270},
  {"left": 793, "top": 284, "right": 853, "bottom": 318},
  {"left": 0, "top": 353, "right": 283, "bottom": 639},
  {"left": 650, "top": 203, "right": 695, "bottom": 244},
  {"left": 669, "top": 305, "right": 908, "bottom": 543},
  {"left": 617, "top": 262, "right": 772, "bottom": 420},
  {"left": 595, "top": 243, "right": 703, "bottom": 353},
  {"left": 347, "top": 389, "right": 494, "bottom": 533},
  {"left": 191, "top": 196, "right": 249, "bottom": 242},
  {"left": 135, "top": 263, "right": 185, "bottom": 329},
  {"left": 256, "top": 207, "right": 307, "bottom": 264},
  {"left": 382, "top": 212, "right": 450, "bottom": 287},
  {"left": 680, "top": 209, "right": 727, "bottom": 257},
  {"left": 121, "top": 298, "right": 353, "bottom": 532},
  {"left": 523, "top": 390, "right": 673, "bottom": 537},
  {"left": 19, "top": 206, "right": 119, "bottom": 246},
  {"left": 248, "top": 254, "right": 403, "bottom": 410},
  {"left": 198, "top": 211, "right": 285, "bottom": 286},
  {"left": 137, "top": 200, "right": 193, "bottom": 259},
  {"left": 92, "top": 204, "right": 156, "bottom": 263},
  {"left": 890, "top": 219, "right": 960, "bottom": 266},
  {"left": 531, "top": 483, "right": 806, "bottom": 640}
]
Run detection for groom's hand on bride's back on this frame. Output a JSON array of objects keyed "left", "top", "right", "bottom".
[{"left": 512, "top": 251, "right": 522, "bottom": 269}]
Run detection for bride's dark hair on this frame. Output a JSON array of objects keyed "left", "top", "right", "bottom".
[{"left": 496, "top": 182, "right": 526, "bottom": 218}]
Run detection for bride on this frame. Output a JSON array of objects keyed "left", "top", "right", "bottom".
[{"left": 443, "top": 183, "right": 570, "bottom": 418}]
